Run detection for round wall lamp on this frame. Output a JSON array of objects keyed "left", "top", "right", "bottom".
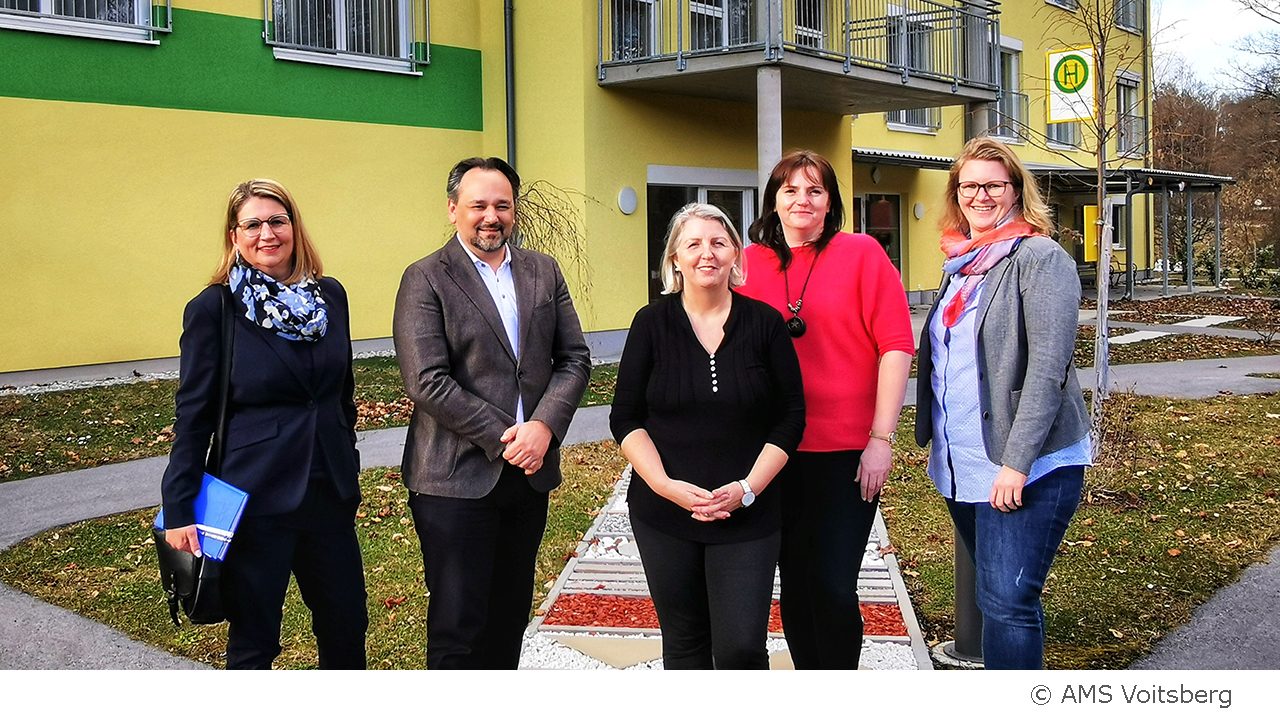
[
  {"left": 913, "top": 202, "right": 926, "bottom": 220},
  {"left": 618, "top": 186, "right": 638, "bottom": 215}
]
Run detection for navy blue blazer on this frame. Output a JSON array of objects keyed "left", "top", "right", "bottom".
[{"left": 160, "top": 277, "right": 361, "bottom": 528}]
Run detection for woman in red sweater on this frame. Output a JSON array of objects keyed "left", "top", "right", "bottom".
[{"left": 738, "top": 150, "right": 915, "bottom": 669}]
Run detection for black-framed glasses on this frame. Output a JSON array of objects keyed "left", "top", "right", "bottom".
[
  {"left": 957, "top": 181, "right": 1012, "bottom": 199},
  {"left": 234, "top": 214, "right": 291, "bottom": 239}
]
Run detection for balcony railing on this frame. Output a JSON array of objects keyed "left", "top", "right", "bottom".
[
  {"left": 599, "top": 0, "right": 1000, "bottom": 91},
  {"left": 1118, "top": 112, "right": 1147, "bottom": 155},
  {"left": 989, "top": 89, "right": 1027, "bottom": 139}
]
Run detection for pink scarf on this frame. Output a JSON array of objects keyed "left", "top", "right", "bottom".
[{"left": 939, "top": 218, "right": 1036, "bottom": 328}]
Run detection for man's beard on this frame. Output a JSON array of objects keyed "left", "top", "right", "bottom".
[{"left": 468, "top": 224, "right": 510, "bottom": 254}]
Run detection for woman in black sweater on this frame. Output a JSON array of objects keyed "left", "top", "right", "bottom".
[{"left": 610, "top": 203, "right": 805, "bottom": 669}]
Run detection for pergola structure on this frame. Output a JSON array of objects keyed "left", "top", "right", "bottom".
[{"left": 1033, "top": 166, "right": 1236, "bottom": 298}]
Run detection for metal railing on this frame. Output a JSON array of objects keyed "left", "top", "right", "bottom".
[
  {"left": 264, "top": 0, "right": 424, "bottom": 63},
  {"left": 887, "top": 105, "right": 942, "bottom": 131},
  {"left": 1046, "top": 119, "right": 1080, "bottom": 147},
  {"left": 0, "top": 0, "right": 172, "bottom": 34},
  {"left": 1118, "top": 112, "right": 1147, "bottom": 155},
  {"left": 599, "top": 0, "right": 1000, "bottom": 90},
  {"left": 989, "top": 89, "right": 1027, "bottom": 139}
]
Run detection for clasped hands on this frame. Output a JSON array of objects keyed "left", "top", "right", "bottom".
[
  {"left": 501, "top": 420, "right": 552, "bottom": 475},
  {"left": 659, "top": 478, "right": 748, "bottom": 523}
]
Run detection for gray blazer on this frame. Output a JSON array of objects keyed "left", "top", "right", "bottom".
[
  {"left": 914, "top": 235, "right": 1089, "bottom": 475},
  {"left": 393, "top": 238, "right": 591, "bottom": 498}
]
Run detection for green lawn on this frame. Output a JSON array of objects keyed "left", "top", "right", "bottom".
[
  {"left": 0, "top": 441, "right": 625, "bottom": 669},
  {"left": 885, "top": 393, "right": 1280, "bottom": 669},
  {"left": 0, "top": 359, "right": 619, "bottom": 485}
]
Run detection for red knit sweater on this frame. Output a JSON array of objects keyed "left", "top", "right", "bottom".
[{"left": 738, "top": 232, "right": 915, "bottom": 452}]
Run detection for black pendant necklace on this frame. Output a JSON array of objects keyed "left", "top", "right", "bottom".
[{"left": 783, "top": 247, "right": 821, "bottom": 338}]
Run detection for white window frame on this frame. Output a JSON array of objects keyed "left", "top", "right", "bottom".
[
  {"left": 267, "top": 0, "right": 422, "bottom": 76},
  {"left": 0, "top": 0, "right": 158, "bottom": 44},
  {"left": 1116, "top": 75, "right": 1143, "bottom": 156},
  {"left": 1046, "top": 119, "right": 1081, "bottom": 148},
  {"left": 885, "top": 106, "right": 941, "bottom": 133},
  {"left": 1045, "top": 0, "right": 1078, "bottom": 11},
  {"left": 991, "top": 40, "right": 1025, "bottom": 142},
  {"left": 1115, "top": 0, "right": 1144, "bottom": 34}
]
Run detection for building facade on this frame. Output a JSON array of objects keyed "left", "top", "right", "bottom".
[{"left": 0, "top": 1, "right": 1152, "bottom": 372}]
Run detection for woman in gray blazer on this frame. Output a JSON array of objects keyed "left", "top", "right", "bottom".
[{"left": 915, "top": 137, "right": 1090, "bottom": 669}]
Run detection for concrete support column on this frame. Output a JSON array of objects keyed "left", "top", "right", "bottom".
[
  {"left": 1161, "top": 189, "right": 1170, "bottom": 297},
  {"left": 1214, "top": 188, "right": 1223, "bottom": 288},
  {"left": 965, "top": 100, "right": 994, "bottom": 140},
  {"left": 757, "top": 66, "right": 783, "bottom": 197},
  {"left": 1185, "top": 193, "right": 1195, "bottom": 290}
]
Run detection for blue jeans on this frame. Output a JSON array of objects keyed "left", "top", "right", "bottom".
[{"left": 945, "top": 464, "right": 1084, "bottom": 670}]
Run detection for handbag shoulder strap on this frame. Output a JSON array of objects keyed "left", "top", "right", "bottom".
[{"left": 207, "top": 285, "right": 235, "bottom": 475}]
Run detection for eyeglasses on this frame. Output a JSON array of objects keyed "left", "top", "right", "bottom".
[
  {"left": 234, "top": 214, "right": 291, "bottom": 239},
  {"left": 957, "top": 181, "right": 1012, "bottom": 199}
]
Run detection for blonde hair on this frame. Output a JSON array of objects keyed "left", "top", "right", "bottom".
[
  {"left": 211, "top": 179, "right": 323, "bottom": 286},
  {"left": 940, "top": 137, "right": 1054, "bottom": 236},
  {"left": 659, "top": 203, "right": 746, "bottom": 294}
]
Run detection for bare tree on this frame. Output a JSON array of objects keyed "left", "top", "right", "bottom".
[{"left": 1027, "top": 1, "right": 1152, "bottom": 458}]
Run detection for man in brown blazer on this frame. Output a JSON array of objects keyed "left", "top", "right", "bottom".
[{"left": 393, "top": 157, "right": 590, "bottom": 669}]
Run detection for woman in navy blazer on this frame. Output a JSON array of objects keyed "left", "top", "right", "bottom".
[{"left": 160, "top": 179, "right": 367, "bottom": 669}]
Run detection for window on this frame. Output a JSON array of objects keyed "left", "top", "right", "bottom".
[
  {"left": 1046, "top": 0, "right": 1078, "bottom": 10},
  {"left": 0, "top": 0, "right": 166, "bottom": 43},
  {"left": 1115, "top": 0, "right": 1143, "bottom": 33},
  {"left": 1117, "top": 77, "right": 1145, "bottom": 155},
  {"left": 1047, "top": 119, "right": 1081, "bottom": 147},
  {"left": 690, "top": 0, "right": 752, "bottom": 51},
  {"left": 886, "top": 106, "right": 941, "bottom": 132},
  {"left": 646, "top": 183, "right": 756, "bottom": 301},
  {"left": 267, "top": 0, "right": 420, "bottom": 73},
  {"left": 991, "top": 47, "right": 1026, "bottom": 139},
  {"left": 855, "top": 194, "right": 903, "bottom": 269},
  {"left": 611, "top": 0, "right": 656, "bottom": 60},
  {"left": 794, "top": 0, "right": 825, "bottom": 50}
]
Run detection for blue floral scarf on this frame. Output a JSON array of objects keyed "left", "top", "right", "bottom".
[{"left": 229, "top": 255, "right": 328, "bottom": 342}]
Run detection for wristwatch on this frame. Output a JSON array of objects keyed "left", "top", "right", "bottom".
[
  {"left": 869, "top": 429, "right": 897, "bottom": 445},
  {"left": 737, "top": 479, "right": 756, "bottom": 507}
]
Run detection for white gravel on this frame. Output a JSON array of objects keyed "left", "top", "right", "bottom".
[{"left": 518, "top": 633, "right": 920, "bottom": 670}]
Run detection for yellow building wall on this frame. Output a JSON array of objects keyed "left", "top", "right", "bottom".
[
  {"left": 0, "top": 2, "right": 513, "bottom": 372},
  {"left": 0, "top": 97, "right": 487, "bottom": 371}
]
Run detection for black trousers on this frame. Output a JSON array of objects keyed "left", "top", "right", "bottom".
[
  {"left": 631, "top": 517, "right": 779, "bottom": 670},
  {"left": 221, "top": 473, "right": 368, "bottom": 670},
  {"left": 777, "top": 450, "right": 878, "bottom": 670},
  {"left": 408, "top": 463, "right": 549, "bottom": 669}
]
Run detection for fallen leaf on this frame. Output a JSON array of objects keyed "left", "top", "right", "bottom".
[
  {"left": 1110, "top": 628, "right": 1124, "bottom": 638},
  {"left": 1167, "top": 548, "right": 1183, "bottom": 557}
]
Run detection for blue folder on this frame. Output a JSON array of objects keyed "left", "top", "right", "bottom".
[{"left": 154, "top": 473, "right": 249, "bottom": 562}]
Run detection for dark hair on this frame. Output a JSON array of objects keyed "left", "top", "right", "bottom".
[
  {"left": 747, "top": 150, "right": 845, "bottom": 269},
  {"left": 446, "top": 157, "right": 521, "bottom": 202}
]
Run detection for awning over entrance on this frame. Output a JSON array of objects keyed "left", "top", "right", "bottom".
[{"left": 853, "top": 147, "right": 956, "bottom": 171}]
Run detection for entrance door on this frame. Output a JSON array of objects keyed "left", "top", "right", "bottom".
[
  {"left": 646, "top": 185, "right": 756, "bottom": 301},
  {"left": 855, "top": 193, "right": 902, "bottom": 269}
]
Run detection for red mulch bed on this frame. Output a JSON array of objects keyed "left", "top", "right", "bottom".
[{"left": 543, "top": 593, "right": 908, "bottom": 637}]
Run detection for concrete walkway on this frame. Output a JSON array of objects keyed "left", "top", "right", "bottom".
[{"left": 1, "top": 298, "right": 1278, "bottom": 668}]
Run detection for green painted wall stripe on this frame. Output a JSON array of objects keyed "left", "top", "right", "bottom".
[{"left": 0, "top": 9, "right": 482, "bottom": 130}]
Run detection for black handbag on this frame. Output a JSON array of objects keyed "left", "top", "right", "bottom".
[{"left": 154, "top": 285, "right": 235, "bottom": 626}]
